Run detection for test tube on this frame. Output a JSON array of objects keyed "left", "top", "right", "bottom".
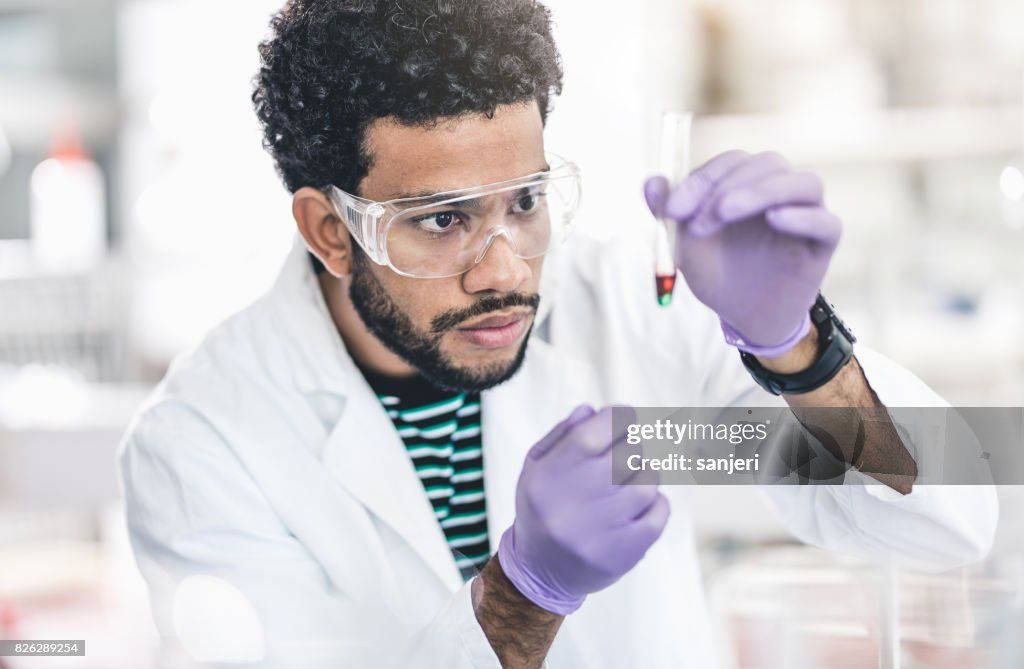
[{"left": 654, "top": 111, "right": 693, "bottom": 307}]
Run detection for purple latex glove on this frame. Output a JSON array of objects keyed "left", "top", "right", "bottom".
[
  {"left": 496, "top": 405, "right": 670, "bottom": 615},
  {"left": 644, "top": 151, "right": 842, "bottom": 357}
]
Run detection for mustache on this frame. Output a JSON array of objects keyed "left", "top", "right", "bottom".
[{"left": 430, "top": 293, "right": 541, "bottom": 334}]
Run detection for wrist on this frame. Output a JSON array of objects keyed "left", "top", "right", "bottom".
[
  {"left": 757, "top": 323, "right": 819, "bottom": 373},
  {"left": 473, "top": 552, "right": 565, "bottom": 669},
  {"left": 738, "top": 294, "right": 858, "bottom": 396},
  {"left": 496, "top": 527, "right": 584, "bottom": 616},
  {"left": 475, "top": 553, "right": 560, "bottom": 619}
]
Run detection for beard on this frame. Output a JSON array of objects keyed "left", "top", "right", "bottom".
[{"left": 347, "top": 248, "right": 540, "bottom": 393}]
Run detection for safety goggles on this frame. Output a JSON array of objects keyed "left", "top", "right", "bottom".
[{"left": 328, "top": 154, "right": 582, "bottom": 279}]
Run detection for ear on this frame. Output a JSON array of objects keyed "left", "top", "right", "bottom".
[{"left": 293, "top": 187, "right": 352, "bottom": 278}]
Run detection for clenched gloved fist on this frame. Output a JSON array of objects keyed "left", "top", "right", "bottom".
[
  {"left": 644, "top": 150, "right": 842, "bottom": 358},
  {"left": 496, "top": 405, "right": 670, "bottom": 615}
]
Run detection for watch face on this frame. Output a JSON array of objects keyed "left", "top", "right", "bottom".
[
  {"left": 837, "top": 318, "right": 856, "bottom": 343},
  {"left": 815, "top": 294, "right": 857, "bottom": 344},
  {"left": 827, "top": 307, "right": 856, "bottom": 344}
]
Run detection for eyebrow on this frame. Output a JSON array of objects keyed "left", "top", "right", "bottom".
[
  {"left": 388, "top": 163, "right": 551, "bottom": 203},
  {"left": 394, "top": 194, "right": 488, "bottom": 211}
]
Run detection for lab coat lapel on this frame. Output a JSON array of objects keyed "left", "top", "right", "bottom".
[
  {"left": 480, "top": 336, "right": 598, "bottom": 554},
  {"left": 323, "top": 375, "right": 465, "bottom": 593},
  {"left": 273, "top": 235, "right": 463, "bottom": 593}
]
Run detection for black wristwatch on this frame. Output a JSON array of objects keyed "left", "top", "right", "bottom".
[{"left": 740, "top": 294, "right": 857, "bottom": 395}]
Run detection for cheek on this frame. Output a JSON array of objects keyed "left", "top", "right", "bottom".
[
  {"left": 378, "top": 272, "right": 467, "bottom": 327},
  {"left": 515, "top": 257, "right": 545, "bottom": 297},
  {"left": 528, "top": 257, "right": 545, "bottom": 283}
]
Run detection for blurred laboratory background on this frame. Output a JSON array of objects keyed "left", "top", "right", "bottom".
[{"left": 1, "top": 0, "right": 1023, "bottom": 667}]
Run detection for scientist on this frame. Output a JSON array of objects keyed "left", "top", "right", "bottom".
[{"left": 118, "top": 0, "right": 997, "bottom": 667}]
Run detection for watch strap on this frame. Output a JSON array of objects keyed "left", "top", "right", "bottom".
[{"left": 740, "top": 294, "right": 856, "bottom": 396}]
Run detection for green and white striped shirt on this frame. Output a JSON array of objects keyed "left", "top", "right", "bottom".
[{"left": 360, "top": 368, "right": 490, "bottom": 581}]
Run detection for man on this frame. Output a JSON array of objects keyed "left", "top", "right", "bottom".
[{"left": 118, "top": 0, "right": 997, "bottom": 667}]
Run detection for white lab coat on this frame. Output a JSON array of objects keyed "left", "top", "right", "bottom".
[{"left": 119, "top": 232, "right": 998, "bottom": 668}]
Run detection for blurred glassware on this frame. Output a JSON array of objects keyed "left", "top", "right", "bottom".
[
  {"left": 708, "top": 545, "right": 1024, "bottom": 669},
  {"left": 29, "top": 118, "right": 107, "bottom": 274},
  {"left": 0, "top": 269, "right": 129, "bottom": 383}
]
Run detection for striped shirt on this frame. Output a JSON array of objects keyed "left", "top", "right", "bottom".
[{"left": 360, "top": 368, "right": 490, "bottom": 581}]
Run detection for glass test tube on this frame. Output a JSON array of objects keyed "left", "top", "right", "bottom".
[{"left": 654, "top": 111, "right": 693, "bottom": 307}]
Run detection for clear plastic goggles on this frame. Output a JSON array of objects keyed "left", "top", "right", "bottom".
[{"left": 328, "top": 154, "right": 582, "bottom": 278}]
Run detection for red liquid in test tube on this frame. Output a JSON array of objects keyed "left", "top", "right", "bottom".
[
  {"left": 654, "top": 216, "right": 676, "bottom": 306},
  {"left": 653, "top": 111, "right": 693, "bottom": 307},
  {"left": 655, "top": 274, "right": 676, "bottom": 306}
]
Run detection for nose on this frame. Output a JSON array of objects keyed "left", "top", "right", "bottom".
[
  {"left": 461, "top": 228, "right": 533, "bottom": 294},
  {"left": 472, "top": 227, "right": 518, "bottom": 265}
]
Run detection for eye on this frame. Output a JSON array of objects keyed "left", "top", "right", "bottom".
[
  {"left": 414, "top": 210, "right": 462, "bottom": 233},
  {"left": 512, "top": 189, "right": 545, "bottom": 214}
]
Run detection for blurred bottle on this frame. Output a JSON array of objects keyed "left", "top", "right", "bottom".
[{"left": 29, "top": 119, "right": 107, "bottom": 273}]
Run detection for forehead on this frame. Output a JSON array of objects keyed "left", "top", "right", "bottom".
[{"left": 359, "top": 101, "right": 546, "bottom": 200}]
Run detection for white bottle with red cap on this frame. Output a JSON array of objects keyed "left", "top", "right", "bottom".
[{"left": 29, "top": 120, "right": 107, "bottom": 273}]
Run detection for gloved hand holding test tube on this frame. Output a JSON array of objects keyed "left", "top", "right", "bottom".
[
  {"left": 644, "top": 142, "right": 842, "bottom": 356},
  {"left": 651, "top": 111, "right": 693, "bottom": 306}
]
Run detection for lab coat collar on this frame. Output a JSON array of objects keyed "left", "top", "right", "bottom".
[
  {"left": 266, "top": 235, "right": 362, "bottom": 398},
  {"left": 265, "top": 234, "right": 569, "bottom": 594}
]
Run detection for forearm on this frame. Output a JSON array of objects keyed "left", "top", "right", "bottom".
[
  {"left": 472, "top": 555, "right": 563, "bottom": 668},
  {"left": 759, "top": 325, "right": 918, "bottom": 494}
]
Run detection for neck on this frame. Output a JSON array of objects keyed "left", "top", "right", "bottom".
[{"left": 318, "top": 272, "right": 418, "bottom": 379}]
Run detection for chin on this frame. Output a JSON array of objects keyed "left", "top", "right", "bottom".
[
  {"left": 436, "top": 336, "right": 532, "bottom": 393},
  {"left": 451, "top": 345, "right": 522, "bottom": 373}
]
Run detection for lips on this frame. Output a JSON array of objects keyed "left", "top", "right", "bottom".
[
  {"left": 455, "top": 310, "right": 532, "bottom": 348},
  {"left": 458, "top": 311, "right": 527, "bottom": 330}
]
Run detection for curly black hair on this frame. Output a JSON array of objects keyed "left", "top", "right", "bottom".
[{"left": 252, "top": 0, "right": 564, "bottom": 196}]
